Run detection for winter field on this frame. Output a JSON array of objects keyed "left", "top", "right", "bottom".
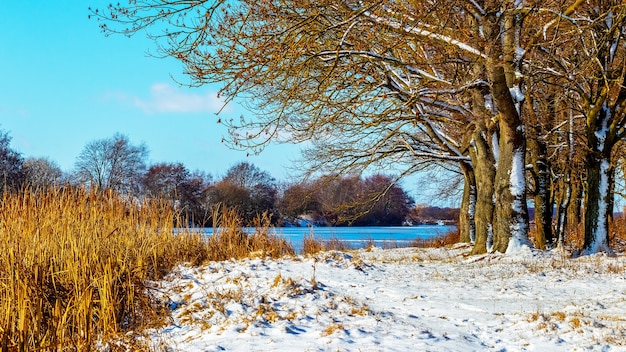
[{"left": 143, "top": 243, "right": 626, "bottom": 351}]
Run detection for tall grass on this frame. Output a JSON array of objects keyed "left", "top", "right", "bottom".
[
  {"left": 0, "top": 188, "right": 296, "bottom": 350},
  {"left": 205, "top": 207, "right": 295, "bottom": 261},
  {"left": 0, "top": 187, "right": 214, "bottom": 350}
]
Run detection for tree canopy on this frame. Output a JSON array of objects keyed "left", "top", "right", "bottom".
[{"left": 92, "top": 0, "right": 626, "bottom": 254}]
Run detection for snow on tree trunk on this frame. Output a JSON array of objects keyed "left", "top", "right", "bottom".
[
  {"left": 583, "top": 151, "right": 613, "bottom": 254},
  {"left": 582, "top": 104, "right": 615, "bottom": 255},
  {"left": 502, "top": 149, "right": 532, "bottom": 254},
  {"left": 487, "top": 71, "right": 531, "bottom": 252}
]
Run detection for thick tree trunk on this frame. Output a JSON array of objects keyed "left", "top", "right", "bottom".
[
  {"left": 583, "top": 150, "right": 613, "bottom": 254},
  {"left": 483, "top": 4, "right": 531, "bottom": 253},
  {"left": 492, "top": 120, "right": 531, "bottom": 253},
  {"left": 583, "top": 104, "right": 615, "bottom": 254},
  {"left": 469, "top": 125, "right": 496, "bottom": 254},
  {"left": 489, "top": 66, "right": 531, "bottom": 253},
  {"left": 459, "top": 162, "right": 477, "bottom": 243}
]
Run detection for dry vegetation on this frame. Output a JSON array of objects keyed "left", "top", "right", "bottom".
[
  {"left": 301, "top": 233, "right": 350, "bottom": 255},
  {"left": 0, "top": 188, "right": 293, "bottom": 351},
  {"left": 411, "top": 230, "right": 461, "bottom": 249},
  {"left": 205, "top": 208, "right": 294, "bottom": 261}
]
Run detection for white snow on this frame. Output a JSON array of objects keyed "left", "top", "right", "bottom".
[
  {"left": 509, "top": 85, "right": 525, "bottom": 115},
  {"left": 140, "top": 245, "right": 626, "bottom": 351},
  {"left": 509, "top": 150, "right": 525, "bottom": 198}
]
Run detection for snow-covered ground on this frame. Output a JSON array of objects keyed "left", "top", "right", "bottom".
[{"left": 145, "top": 244, "right": 626, "bottom": 351}]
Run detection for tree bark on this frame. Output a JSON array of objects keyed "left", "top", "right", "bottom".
[
  {"left": 459, "top": 162, "right": 477, "bottom": 243},
  {"left": 527, "top": 131, "right": 553, "bottom": 249},
  {"left": 488, "top": 65, "right": 531, "bottom": 253},
  {"left": 581, "top": 100, "right": 618, "bottom": 254},
  {"left": 555, "top": 168, "right": 572, "bottom": 247},
  {"left": 583, "top": 152, "right": 613, "bottom": 254},
  {"left": 483, "top": 3, "right": 531, "bottom": 253},
  {"left": 469, "top": 124, "right": 496, "bottom": 254}
]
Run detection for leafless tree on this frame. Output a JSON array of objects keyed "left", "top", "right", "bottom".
[
  {"left": 74, "top": 133, "right": 148, "bottom": 194},
  {"left": 22, "top": 157, "right": 63, "bottom": 191}
]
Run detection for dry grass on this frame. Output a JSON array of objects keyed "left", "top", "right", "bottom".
[
  {"left": 411, "top": 230, "right": 460, "bottom": 248},
  {"left": 302, "top": 228, "right": 461, "bottom": 255},
  {"left": 0, "top": 188, "right": 293, "bottom": 351},
  {"left": 206, "top": 208, "right": 295, "bottom": 261},
  {"left": 0, "top": 187, "right": 216, "bottom": 350},
  {"left": 301, "top": 234, "right": 349, "bottom": 255}
]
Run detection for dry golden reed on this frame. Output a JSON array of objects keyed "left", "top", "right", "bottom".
[
  {"left": 301, "top": 233, "right": 350, "bottom": 255},
  {"left": 205, "top": 207, "right": 295, "bottom": 261},
  {"left": 0, "top": 189, "right": 295, "bottom": 350}
]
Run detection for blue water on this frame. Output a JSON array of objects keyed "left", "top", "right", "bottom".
[{"left": 199, "top": 225, "right": 457, "bottom": 253}]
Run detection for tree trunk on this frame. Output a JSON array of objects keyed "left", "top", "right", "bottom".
[
  {"left": 583, "top": 153, "right": 613, "bottom": 253},
  {"left": 459, "top": 162, "right": 477, "bottom": 243},
  {"left": 583, "top": 104, "right": 615, "bottom": 254},
  {"left": 488, "top": 66, "right": 531, "bottom": 253},
  {"left": 583, "top": 151, "right": 613, "bottom": 254},
  {"left": 492, "top": 119, "right": 531, "bottom": 253},
  {"left": 527, "top": 133, "right": 553, "bottom": 249},
  {"left": 555, "top": 169, "right": 571, "bottom": 247},
  {"left": 484, "top": 5, "right": 531, "bottom": 253},
  {"left": 469, "top": 125, "right": 496, "bottom": 254},
  {"left": 567, "top": 177, "right": 583, "bottom": 229}
]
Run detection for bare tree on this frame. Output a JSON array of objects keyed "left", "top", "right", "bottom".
[
  {"left": 22, "top": 157, "right": 63, "bottom": 191},
  {"left": 74, "top": 133, "right": 148, "bottom": 194},
  {"left": 142, "top": 162, "right": 189, "bottom": 201}
]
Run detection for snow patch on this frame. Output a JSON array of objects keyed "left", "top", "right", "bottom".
[
  {"left": 486, "top": 223, "right": 494, "bottom": 253},
  {"left": 145, "top": 247, "right": 626, "bottom": 350}
]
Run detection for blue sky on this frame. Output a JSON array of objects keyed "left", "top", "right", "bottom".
[
  {"left": 0, "top": 1, "right": 300, "bottom": 180},
  {"left": 0, "top": 2, "right": 454, "bottom": 205}
]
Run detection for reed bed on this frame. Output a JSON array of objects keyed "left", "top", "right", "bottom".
[
  {"left": 301, "top": 233, "right": 351, "bottom": 255},
  {"left": 0, "top": 187, "right": 213, "bottom": 350},
  {"left": 204, "top": 208, "right": 295, "bottom": 261}
]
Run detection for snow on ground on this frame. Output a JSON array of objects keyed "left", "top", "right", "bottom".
[{"left": 145, "top": 244, "right": 626, "bottom": 351}]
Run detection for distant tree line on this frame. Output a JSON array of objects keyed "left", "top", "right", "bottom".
[{"left": 0, "top": 131, "right": 419, "bottom": 227}]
